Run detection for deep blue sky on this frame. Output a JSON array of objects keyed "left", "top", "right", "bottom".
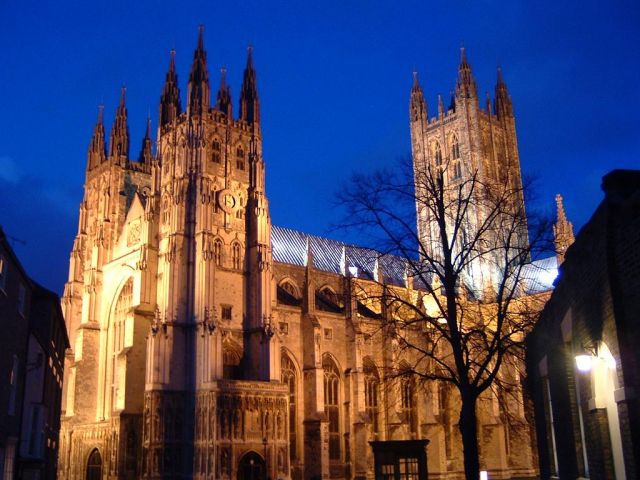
[{"left": 1, "top": 0, "right": 638, "bottom": 294}]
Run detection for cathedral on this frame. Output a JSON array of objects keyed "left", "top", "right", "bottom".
[{"left": 59, "top": 28, "right": 558, "bottom": 480}]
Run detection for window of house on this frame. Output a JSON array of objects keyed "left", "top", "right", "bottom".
[
  {"left": 282, "top": 354, "right": 297, "bottom": 461},
  {"left": 0, "top": 255, "right": 7, "bottom": 293},
  {"left": 279, "top": 322, "right": 289, "bottom": 335},
  {"left": 8, "top": 355, "right": 19, "bottom": 415},
  {"left": 18, "top": 284, "right": 26, "bottom": 317},
  {"left": 399, "top": 457, "right": 419, "bottom": 480},
  {"left": 221, "top": 305, "right": 232, "bottom": 321},
  {"left": 323, "top": 356, "right": 341, "bottom": 461}
]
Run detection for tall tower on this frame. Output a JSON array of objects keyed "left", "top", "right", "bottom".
[
  {"left": 59, "top": 29, "right": 287, "bottom": 480},
  {"left": 410, "top": 50, "right": 528, "bottom": 295}
]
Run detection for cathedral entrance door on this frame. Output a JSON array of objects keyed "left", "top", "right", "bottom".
[
  {"left": 238, "top": 451, "right": 266, "bottom": 480},
  {"left": 86, "top": 449, "right": 103, "bottom": 480}
]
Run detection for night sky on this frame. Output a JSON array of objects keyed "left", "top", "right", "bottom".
[{"left": 1, "top": 0, "right": 638, "bottom": 294}]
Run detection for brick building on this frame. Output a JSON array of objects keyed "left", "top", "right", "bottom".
[
  {"left": 0, "top": 227, "right": 69, "bottom": 479},
  {"left": 526, "top": 170, "right": 640, "bottom": 479}
]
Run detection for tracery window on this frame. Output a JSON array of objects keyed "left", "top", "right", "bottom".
[
  {"left": 451, "top": 135, "right": 460, "bottom": 159},
  {"left": 323, "top": 356, "right": 341, "bottom": 461},
  {"left": 231, "top": 243, "right": 241, "bottom": 270},
  {"left": 213, "top": 239, "right": 223, "bottom": 267},
  {"left": 364, "top": 361, "right": 381, "bottom": 435},
  {"left": 212, "top": 140, "right": 221, "bottom": 163},
  {"left": 281, "top": 354, "right": 298, "bottom": 462},
  {"left": 236, "top": 147, "right": 245, "bottom": 171},
  {"left": 433, "top": 141, "right": 443, "bottom": 167},
  {"left": 401, "top": 375, "right": 418, "bottom": 436},
  {"left": 109, "top": 278, "right": 133, "bottom": 413},
  {"left": 223, "top": 341, "right": 242, "bottom": 380}
]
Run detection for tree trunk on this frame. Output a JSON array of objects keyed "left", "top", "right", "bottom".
[{"left": 459, "top": 394, "right": 480, "bottom": 480}]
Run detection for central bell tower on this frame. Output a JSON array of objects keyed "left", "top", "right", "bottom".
[{"left": 143, "top": 28, "right": 282, "bottom": 478}]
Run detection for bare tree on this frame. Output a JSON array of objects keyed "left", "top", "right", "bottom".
[{"left": 338, "top": 157, "right": 551, "bottom": 480}]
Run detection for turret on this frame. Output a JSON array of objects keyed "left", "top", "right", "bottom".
[
  {"left": 87, "top": 105, "right": 107, "bottom": 171},
  {"left": 553, "top": 194, "right": 575, "bottom": 265},
  {"left": 187, "top": 26, "right": 210, "bottom": 117},
  {"left": 215, "top": 67, "right": 233, "bottom": 118},
  {"left": 455, "top": 47, "right": 478, "bottom": 101},
  {"left": 138, "top": 116, "right": 153, "bottom": 164},
  {"left": 494, "top": 66, "right": 513, "bottom": 119},
  {"left": 159, "top": 49, "right": 181, "bottom": 127},
  {"left": 409, "top": 71, "right": 428, "bottom": 122},
  {"left": 109, "top": 87, "right": 130, "bottom": 165},
  {"left": 240, "top": 46, "right": 260, "bottom": 124},
  {"left": 437, "top": 94, "right": 445, "bottom": 118}
]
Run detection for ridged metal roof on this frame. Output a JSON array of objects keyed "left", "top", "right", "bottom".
[
  {"left": 521, "top": 255, "right": 558, "bottom": 294},
  {"left": 271, "top": 225, "right": 557, "bottom": 294},
  {"left": 271, "top": 225, "right": 409, "bottom": 287}
]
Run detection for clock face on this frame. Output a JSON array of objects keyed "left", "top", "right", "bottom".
[{"left": 218, "top": 189, "right": 237, "bottom": 214}]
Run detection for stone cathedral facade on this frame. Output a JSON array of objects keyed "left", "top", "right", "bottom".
[{"left": 59, "top": 30, "right": 550, "bottom": 480}]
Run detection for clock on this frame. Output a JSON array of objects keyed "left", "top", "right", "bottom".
[{"left": 217, "top": 189, "right": 237, "bottom": 214}]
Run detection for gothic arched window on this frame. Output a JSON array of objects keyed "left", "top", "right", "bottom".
[
  {"left": 451, "top": 135, "right": 460, "bottom": 160},
  {"left": 108, "top": 278, "right": 133, "bottom": 413},
  {"left": 364, "top": 360, "right": 381, "bottom": 436},
  {"left": 231, "top": 243, "right": 241, "bottom": 270},
  {"left": 213, "top": 239, "right": 223, "bottom": 267},
  {"left": 401, "top": 374, "right": 418, "bottom": 437},
  {"left": 452, "top": 158, "right": 462, "bottom": 180},
  {"left": 433, "top": 141, "right": 443, "bottom": 167},
  {"left": 212, "top": 139, "right": 221, "bottom": 164},
  {"left": 323, "top": 355, "right": 341, "bottom": 461},
  {"left": 281, "top": 353, "right": 298, "bottom": 462},
  {"left": 236, "top": 147, "right": 245, "bottom": 171},
  {"left": 222, "top": 341, "right": 242, "bottom": 380}
]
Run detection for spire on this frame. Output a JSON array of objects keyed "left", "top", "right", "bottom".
[
  {"left": 240, "top": 45, "right": 260, "bottom": 124},
  {"left": 455, "top": 46, "right": 478, "bottom": 100},
  {"left": 215, "top": 67, "right": 233, "bottom": 118},
  {"left": 138, "top": 115, "right": 153, "bottom": 163},
  {"left": 553, "top": 194, "right": 575, "bottom": 265},
  {"left": 109, "top": 86, "right": 130, "bottom": 164},
  {"left": 187, "top": 25, "right": 210, "bottom": 117},
  {"left": 437, "top": 94, "right": 445, "bottom": 118},
  {"left": 410, "top": 70, "right": 428, "bottom": 122},
  {"left": 159, "top": 49, "right": 182, "bottom": 127},
  {"left": 494, "top": 66, "right": 513, "bottom": 119},
  {"left": 87, "top": 104, "right": 107, "bottom": 170}
]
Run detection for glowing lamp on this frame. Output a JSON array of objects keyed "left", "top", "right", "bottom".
[
  {"left": 575, "top": 354, "right": 594, "bottom": 372},
  {"left": 480, "top": 471, "right": 489, "bottom": 480}
]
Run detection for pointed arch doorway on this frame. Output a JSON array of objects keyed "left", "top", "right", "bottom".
[
  {"left": 86, "top": 449, "right": 103, "bottom": 480},
  {"left": 238, "top": 451, "right": 266, "bottom": 480}
]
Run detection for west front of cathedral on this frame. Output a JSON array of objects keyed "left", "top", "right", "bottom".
[{"left": 59, "top": 29, "right": 551, "bottom": 480}]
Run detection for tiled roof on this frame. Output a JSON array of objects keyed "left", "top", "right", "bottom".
[{"left": 271, "top": 226, "right": 409, "bottom": 287}]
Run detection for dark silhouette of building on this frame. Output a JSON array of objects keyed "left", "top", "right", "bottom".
[
  {"left": 0, "top": 227, "right": 69, "bottom": 479},
  {"left": 527, "top": 170, "right": 640, "bottom": 480}
]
